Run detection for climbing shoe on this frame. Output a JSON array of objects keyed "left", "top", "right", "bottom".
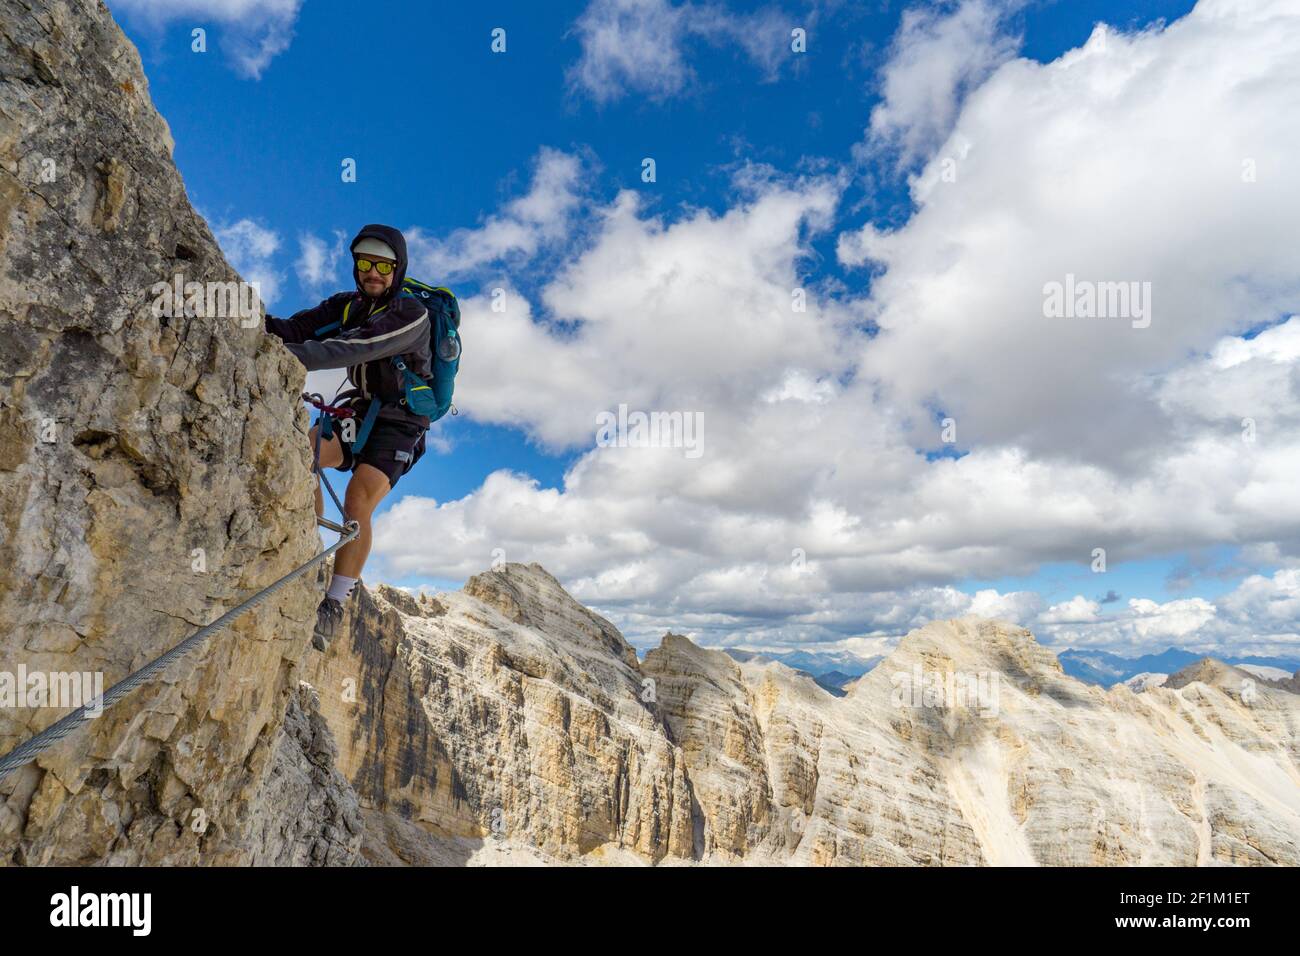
[{"left": 312, "top": 596, "right": 344, "bottom": 651}]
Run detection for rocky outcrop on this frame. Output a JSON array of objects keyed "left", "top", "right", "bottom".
[
  {"left": 0, "top": 0, "right": 358, "bottom": 865},
  {"left": 818, "top": 620, "right": 1297, "bottom": 865},
  {"left": 314, "top": 568, "right": 1300, "bottom": 867},
  {"left": 1166, "top": 657, "right": 1300, "bottom": 695},
  {"left": 247, "top": 683, "right": 363, "bottom": 866},
  {"left": 305, "top": 568, "right": 696, "bottom": 864}
]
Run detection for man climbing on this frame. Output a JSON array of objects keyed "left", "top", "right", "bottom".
[{"left": 265, "top": 224, "right": 456, "bottom": 649}]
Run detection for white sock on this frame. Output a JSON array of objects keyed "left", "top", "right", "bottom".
[{"left": 326, "top": 574, "right": 358, "bottom": 602}]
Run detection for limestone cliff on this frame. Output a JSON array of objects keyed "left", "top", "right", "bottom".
[
  {"left": 0, "top": 0, "right": 359, "bottom": 865},
  {"left": 305, "top": 569, "right": 695, "bottom": 865}
]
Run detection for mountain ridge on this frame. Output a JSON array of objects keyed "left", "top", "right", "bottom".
[{"left": 302, "top": 565, "right": 1300, "bottom": 866}]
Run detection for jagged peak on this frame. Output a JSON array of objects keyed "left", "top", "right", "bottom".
[
  {"left": 872, "top": 616, "right": 1058, "bottom": 673},
  {"left": 459, "top": 561, "right": 637, "bottom": 667},
  {"left": 1162, "top": 656, "right": 1294, "bottom": 695},
  {"left": 648, "top": 631, "right": 741, "bottom": 669},
  {"left": 657, "top": 631, "right": 700, "bottom": 651}
]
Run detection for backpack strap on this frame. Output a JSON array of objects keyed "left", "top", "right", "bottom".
[
  {"left": 312, "top": 296, "right": 375, "bottom": 337},
  {"left": 351, "top": 398, "right": 382, "bottom": 453}
]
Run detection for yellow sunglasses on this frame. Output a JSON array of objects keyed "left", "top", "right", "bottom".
[{"left": 355, "top": 257, "right": 395, "bottom": 276}]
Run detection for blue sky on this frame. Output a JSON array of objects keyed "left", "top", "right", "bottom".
[{"left": 109, "top": 0, "right": 1300, "bottom": 661}]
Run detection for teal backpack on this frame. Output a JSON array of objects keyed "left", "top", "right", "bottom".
[{"left": 394, "top": 277, "right": 461, "bottom": 421}]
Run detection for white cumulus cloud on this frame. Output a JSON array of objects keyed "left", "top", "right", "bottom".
[
  {"left": 566, "top": 0, "right": 807, "bottom": 104},
  {"left": 213, "top": 217, "right": 283, "bottom": 306},
  {"left": 865, "top": 0, "right": 1023, "bottom": 168},
  {"left": 366, "top": 0, "right": 1300, "bottom": 661},
  {"left": 108, "top": 0, "right": 302, "bottom": 78}
]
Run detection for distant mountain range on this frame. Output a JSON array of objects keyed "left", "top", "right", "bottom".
[
  {"left": 1057, "top": 647, "right": 1300, "bottom": 687},
  {"left": 721, "top": 643, "right": 1300, "bottom": 693}
]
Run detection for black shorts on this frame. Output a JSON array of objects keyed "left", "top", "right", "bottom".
[{"left": 337, "top": 417, "right": 426, "bottom": 489}]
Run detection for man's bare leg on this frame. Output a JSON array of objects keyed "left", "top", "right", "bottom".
[
  {"left": 334, "top": 463, "right": 391, "bottom": 578},
  {"left": 311, "top": 451, "right": 389, "bottom": 651}
]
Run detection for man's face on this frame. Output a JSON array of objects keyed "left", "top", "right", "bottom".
[{"left": 355, "top": 255, "right": 396, "bottom": 297}]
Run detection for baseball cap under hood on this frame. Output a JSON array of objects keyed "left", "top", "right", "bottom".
[{"left": 349, "top": 224, "right": 409, "bottom": 300}]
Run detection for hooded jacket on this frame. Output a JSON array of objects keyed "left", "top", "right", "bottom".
[{"left": 265, "top": 224, "right": 434, "bottom": 426}]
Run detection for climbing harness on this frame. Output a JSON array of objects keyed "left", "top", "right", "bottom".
[
  {"left": 0, "top": 397, "right": 360, "bottom": 784},
  {"left": 306, "top": 389, "right": 380, "bottom": 457}
]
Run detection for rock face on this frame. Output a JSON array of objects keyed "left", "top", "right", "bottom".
[
  {"left": 314, "top": 568, "right": 1300, "bottom": 867},
  {"left": 0, "top": 0, "right": 358, "bottom": 865},
  {"left": 248, "top": 683, "right": 363, "bottom": 866},
  {"left": 305, "top": 569, "right": 696, "bottom": 865}
]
